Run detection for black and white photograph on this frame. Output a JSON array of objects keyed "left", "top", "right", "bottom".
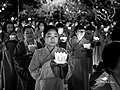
[{"left": 0, "top": 0, "right": 120, "bottom": 90}]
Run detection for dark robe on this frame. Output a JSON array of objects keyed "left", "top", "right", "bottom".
[
  {"left": 1, "top": 40, "right": 18, "bottom": 90},
  {"left": 58, "top": 34, "right": 67, "bottom": 49},
  {"left": 66, "top": 37, "right": 91, "bottom": 90},
  {"left": 13, "top": 41, "right": 43, "bottom": 90}
]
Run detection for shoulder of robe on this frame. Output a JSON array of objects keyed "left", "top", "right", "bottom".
[
  {"left": 34, "top": 47, "right": 45, "bottom": 55},
  {"left": 16, "top": 41, "right": 24, "bottom": 47},
  {"left": 71, "top": 36, "right": 77, "bottom": 42},
  {"left": 36, "top": 41, "right": 43, "bottom": 49},
  {"left": 13, "top": 41, "right": 26, "bottom": 56},
  {"left": 67, "top": 37, "right": 73, "bottom": 43},
  {"left": 67, "top": 36, "right": 77, "bottom": 45},
  {"left": 72, "top": 36, "right": 77, "bottom": 39}
]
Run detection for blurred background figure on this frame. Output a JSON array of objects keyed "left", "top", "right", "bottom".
[
  {"left": 0, "top": 21, "right": 15, "bottom": 51},
  {"left": 0, "top": 23, "right": 2, "bottom": 43},
  {"left": 16, "top": 23, "right": 24, "bottom": 42},
  {"left": 1, "top": 21, "right": 15, "bottom": 42},
  {"left": 34, "top": 20, "right": 47, "bottom": 46},
  {"left": 91, "top": 41, "right": 120, "bottom": 90},
  {"left": 13, "top": 25, "right": 43, "bottom": 90},
  {"left": 66, "top": 24, "right": 92, "bottom": 90},
  {"left": 0, "top": 22, "right": 3, "bottom": 90},
  {"left": 56, "top": 22, "right": 68, "bottom": 49},
  {"left": 85, "top": 24, "right": 96, "bottom": 74},
  {"left": 0, "top": 21, "right": 18, "bottom": 90}
]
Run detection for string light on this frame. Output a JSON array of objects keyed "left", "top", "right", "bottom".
[
  {"left": 3, "top": 4, "right": 7, "bottom": 7},
  {"left": 11, "top": 17, "right": 15, "bottom": 21},
  {"left": 2, "top": 7, "right": 5, "bottom": 10},
  {"left": 28, "top": 17, "right": 31, "bottom": 21}
]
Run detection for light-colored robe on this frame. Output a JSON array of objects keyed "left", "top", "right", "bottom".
[{"left": 29, "top": 46, "right": 73, "bottom": 90}]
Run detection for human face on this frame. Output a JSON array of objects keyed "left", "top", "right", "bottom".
[
  {"left": 76, "top": 29, "right": 85, "bottom": 39},
  {"left": 9, "top": 34, "right": 17, "bottom": 40},
  {"left": 58, "top": 28, "right": 64, "bottom": 35},
  {"left": 7, "top": 24, "right": 14, "bottom": 33},
  {"left": 24, "top": 28, "right": 34, "bottom": 42},
  {"left": 39, "top": 23, "right": 44, "bottom": 32},
  {"left": 45, "top": 29, "right": 58, "bottom": 47},
  {"left": 85, "top": 30, "right": 93, "bottom": 40}
]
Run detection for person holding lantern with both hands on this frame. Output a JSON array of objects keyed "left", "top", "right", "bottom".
[
  {"left": 13, "top": 25, "right": 43, "bottom": 90},
  {"left": 29, "top": 25, "right": 73, "bottom": 90},
  {"left": 66, "top": 24, "right": 93, "bottom": 90}
]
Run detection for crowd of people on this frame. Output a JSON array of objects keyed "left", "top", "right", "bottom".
[{"left": 0, "top": 19, "right": 120, "bottom": 90}]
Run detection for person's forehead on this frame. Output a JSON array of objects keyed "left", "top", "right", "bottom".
[
  {"left": 47, "top": 29, "right": 57, "bottom": 35},
  {"left": 39, "top": 23, "right": 44, "bottom": 26},
  {"left": 7, "top": 24, "right": 13, "bottom": 27},
  {"left": 58, "top": 28, "right": 64, "bottom": 31},
  {"left": 25, "top": 28, "right": 33, "bottom": 32},
  {"left": 77, "top": 29, "right": 85, "bottom": 31},
  {"left": 40, "top": 23, "right": 44, "bottom": 25}
]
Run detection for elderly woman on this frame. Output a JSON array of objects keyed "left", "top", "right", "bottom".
[
  {"left": 66, "top": 25, "right": 92, "bottom": 90},
  {"left": 29, "top": 25, "right": 73, "bottom": 90},
  {"left": 13, "top": 25, "right": 43, "bottom": 90}
]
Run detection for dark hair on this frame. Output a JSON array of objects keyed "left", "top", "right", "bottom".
[
  {"left": 37, "top": 21, "right": 47, "bottom": 30},
  {"left": 2, "top": 21, "right": 15, "bottom": 33},
  {"left": 102, "top": 41, "right": 120, "bottom": 74},
  {"left": 74, "top": 25, "right": 85, "bottom": 32},
  {"left": 86, "top": 25, "right": 96, "bottom": 31},
  {"left": 111, "top": 27, "right": 120, "bottom": 41},
  {"left": 114, "top": 21, "right": 120, "bottom": 28},
  {"left": 22, "top": 25, "right": 35, "bottom": 34},
  {"left": 56, "top": 22, "right": 64, "bottom": 28},
  {"left": 44, "top": 25, "right": 58, "bottom": 37}
]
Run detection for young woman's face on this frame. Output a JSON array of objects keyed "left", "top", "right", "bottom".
[
  {"left": 76, "top": 29, "right": 85, "bottom": 39},
  {"left": 84, "top": 30, "right": 93, "bottom": 40},
  {"left": 24, "top": 28, "right": 34, "bottom": 41},
  {"left": 39, "top": 23, "right": 44, "bottom": 32},
  {"left": 45, "top": 29, "right": 58, "bottom": 47},
  {"left": 7, "top": 24, "right": 14, "bottom": 33},
  {"left": 58, "top": 28, "right": 64, "bottom": 35}
]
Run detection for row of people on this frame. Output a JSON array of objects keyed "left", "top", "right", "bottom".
[{"left": 0, "top": 20, "right": 117, "bottom": 90}]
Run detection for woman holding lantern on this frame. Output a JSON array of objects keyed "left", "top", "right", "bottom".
[
  {"left": 29, "top": 25, "right": 73, "bottom": 90},
  {"left": 66, "top": 24, "right": 92, "bottom": 90},
  {"left": 13, "top": 25, "right": 43, "bottom": 90}
]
